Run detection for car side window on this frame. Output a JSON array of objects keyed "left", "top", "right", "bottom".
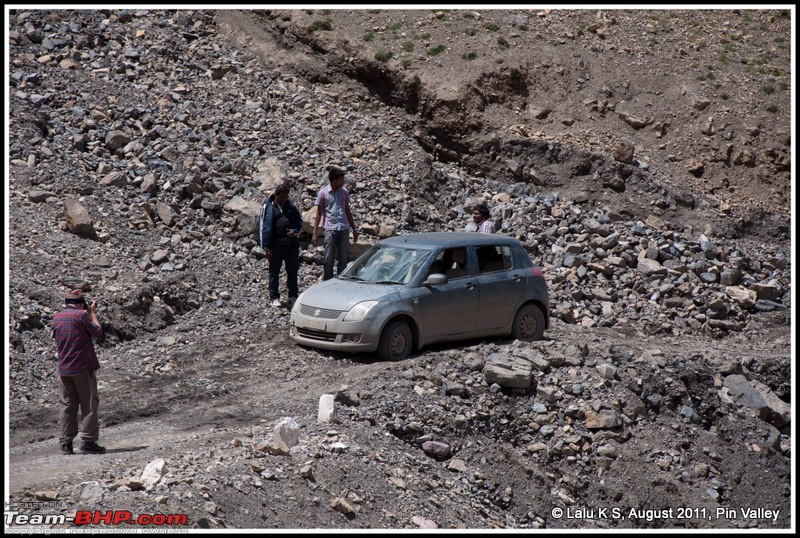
[
  {"left": 477, "top": 245, "right": 512, "bottom": 274},
  {"left": 427, "top": 248, "right": 469, "bottom": 279}
]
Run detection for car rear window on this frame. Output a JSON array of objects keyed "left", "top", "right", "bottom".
[{"left": 476, "top": 245, "right": 512, "bottom": 274}]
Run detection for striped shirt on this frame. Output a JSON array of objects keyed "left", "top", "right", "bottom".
[
  {"left": 476, "top": 219, "right": 495, "bottom": 234},
  {"left": 52, "top": 306, "right": 103, "bottom": 376}
]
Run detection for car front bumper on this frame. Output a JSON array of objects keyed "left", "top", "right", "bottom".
[{"left": 289, "top": 308, "right": 382, "bottom": 353}]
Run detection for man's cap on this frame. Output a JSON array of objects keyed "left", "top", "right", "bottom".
[{"left": 65, "top": 289, "right": 85, "bottom": 304}]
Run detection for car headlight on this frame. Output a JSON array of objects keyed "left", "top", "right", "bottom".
[{"left": 343, "top": 300, "right": 378, "bottom": 322}]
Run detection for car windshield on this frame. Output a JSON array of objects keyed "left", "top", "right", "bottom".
[{"left": 340, "top": 245, "right": 431, "bottom": 285}]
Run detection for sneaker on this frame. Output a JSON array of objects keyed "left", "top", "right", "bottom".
[
  {"left": 79, "top": 441, "right": 106, "bottom": 455},
  {"left": 61, "top": 442, "right": 74, "bottom": 455},
  {"left": 271, "top": 298, "right": 282, "bottom": 308}
]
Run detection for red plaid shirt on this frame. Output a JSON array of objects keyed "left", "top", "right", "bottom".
[{"left": 52, "top": 306, "right": 103, "bottom": 376}]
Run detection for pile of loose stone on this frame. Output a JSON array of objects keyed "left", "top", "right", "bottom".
[{"left": 7, "top": 9, "right": 791, "bottom": 531}]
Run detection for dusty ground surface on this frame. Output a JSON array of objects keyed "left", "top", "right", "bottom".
[{"left": 5, "top": 7, "right": 794, "bottom": 532}]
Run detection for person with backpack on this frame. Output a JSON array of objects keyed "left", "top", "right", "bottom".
[
  {"left": 259, "top": 184, "right": 303, "bottom": 308},
  {"left": 311, "top": 166, "right": 359, "bottom": 280}
]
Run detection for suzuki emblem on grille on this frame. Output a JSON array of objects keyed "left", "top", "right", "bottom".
[{"left": 314, "top": 309, "right": 321, "bottom": 317}]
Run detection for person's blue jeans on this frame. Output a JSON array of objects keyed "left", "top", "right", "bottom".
[
  {"left": 323, "top": 229, "right": 349, "bottom": 280},
  {"left": 268, "top": 240, "right": 299, "bottom": 300}
]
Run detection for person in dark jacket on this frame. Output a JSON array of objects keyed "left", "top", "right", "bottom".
[{"left": 259, "top": 183, "right": 303, "bottom": 307}]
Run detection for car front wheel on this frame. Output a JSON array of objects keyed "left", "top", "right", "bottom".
[
  {"left": 378, "top": 320, "right": 413, "bottom": 361},
  {"left": 511, "top": 304, "right": 545, "bottom": 341}
]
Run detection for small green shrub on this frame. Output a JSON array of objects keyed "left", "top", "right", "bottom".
[
  {"left": 720, "top": 92, "right": 729, "bottom": 100},
  {"left": 762, "top": 84, "right": 774, "bottom": 95},
  {"left": 462, "top": 51, "right": 477, "bottom": 60},
  {"left": 403, "top": 41, "right": 415, "bottom": 52},
  {"left": 465, "top": 28, "right": 477, "bottom": 36},
  {"left": 779, "top": 9, "right": 790, "bottom": 19},
  {"left": 484, "top": 22, "right": 500, "bottom": 32},
  {"left": 778, "top": 82, "right": 789, "bottom": 91},
  {"left": 420, "top": 32, "right": 431, "bottom": 40},
  {"left": 309, "top": 18, "right": 332, "bottom": 32},
  {"left": 389, "top": 22, "right": 403, "bottom": 31},
  {"left": 375, "top": 50, "right": 393, "bottom": 62},
  {"left": 766, "top": 104, "right": 778, "bottom": 113},
  {"left": 363, "top": 31, "right": 375, "bottom": 42},
  {"left": 427, "top": 44, "right": 446, "bottom": 56},
  {"left": 321, "top": 9, "right": 331, "bottom": 15}
]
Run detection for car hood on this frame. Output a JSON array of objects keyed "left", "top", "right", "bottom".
[{"left": 299, "top": 278, "right": 403, "bottom": 311}]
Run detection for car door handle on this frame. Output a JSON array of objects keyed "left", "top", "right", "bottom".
[
  {"left": 512, "top": 273, "right": 522, "bottom": 282},
  {"left": 464, "top": 282, "right": 476, "bottom": 290}
]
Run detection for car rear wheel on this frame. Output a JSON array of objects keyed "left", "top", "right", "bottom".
[
  {"left": 511, "top": 304, "right": 545, "bottom": 341},
  {"left": 378, "top": 320, "right": 412, "bottom": 361}
]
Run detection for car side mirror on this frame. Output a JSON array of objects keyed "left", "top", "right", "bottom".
[{"left": 423, "top": 273, "right": 448, "bottom": 286}]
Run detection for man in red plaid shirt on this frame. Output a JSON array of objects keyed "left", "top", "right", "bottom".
[{"left": 52, "top": 289, "right": 106, "bottom": 455}]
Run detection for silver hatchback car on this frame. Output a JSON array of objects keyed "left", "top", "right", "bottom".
[{"left": 289, "top": 232, "right": 550, "bottom": 361}]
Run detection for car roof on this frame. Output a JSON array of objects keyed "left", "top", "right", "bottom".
[{"left": 379, "top": 232, "right": 521, "bottom": 249}]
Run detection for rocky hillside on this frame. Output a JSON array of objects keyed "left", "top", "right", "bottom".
[
  {"left": 227, "top": 9, "right": 792, "bottom": 233},
  {"left": 6, "top": 8, "right": 793, "bottom": 531}
]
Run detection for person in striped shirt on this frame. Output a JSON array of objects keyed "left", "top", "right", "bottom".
[
  {"left": 467, "top": 203, "right": 495, "bottom": 234},
  {"left": 52, "top": 289, "right": 106, "bottom": 455},
  {"left": 312, "top": 166, "right": 359, "bottom": 280}
]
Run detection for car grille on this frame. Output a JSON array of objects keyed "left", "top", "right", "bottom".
[
  {"left": 299, "top": 304, "right": 344, "bottom": 320},
  {"left": 297, "top": 328, "right": 337, "bottom": 342}
]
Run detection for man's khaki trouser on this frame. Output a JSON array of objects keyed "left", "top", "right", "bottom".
[{"left": 59, "top": 370, "right": 99, "bottom": 445}]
